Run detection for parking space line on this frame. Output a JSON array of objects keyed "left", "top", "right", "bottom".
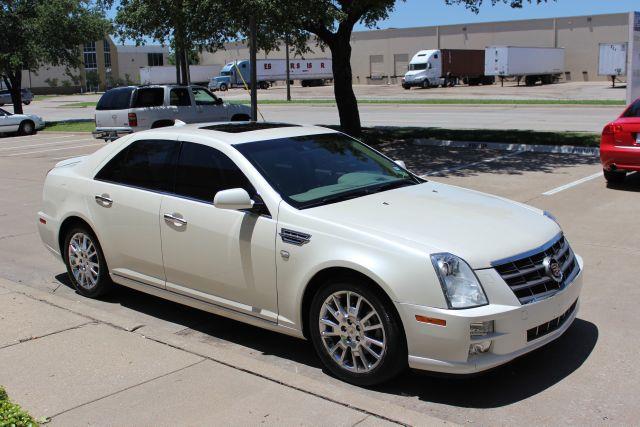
[
  {"left": 0, "top": 138, "right": 94, "bottom": 151},
  {"left": 542, "top": 171, "right": 603, "bottom": 196},
  {"left": 421, "top": 151, "right": 523, "bottom": 177},
  {"left": 0, "top": 134, "right": 79, "bottom": 144},
  {"left": 3, "top": 143, "right": 100, "bottom": 157}
]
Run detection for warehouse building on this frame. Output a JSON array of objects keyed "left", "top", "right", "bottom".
[
  {"left": 200, "top": 12, "right": 631, "bottom": 84},
  {"left": 10, "top": 37, "right": 169, "bottom": 94}
]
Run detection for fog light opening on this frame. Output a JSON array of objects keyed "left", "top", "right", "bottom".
[
  {"left": 469, "top": 341, "right": 491, "bottom": 356},
  {"left": 470, "top": 320, "right": 494, "bottom": 337}
]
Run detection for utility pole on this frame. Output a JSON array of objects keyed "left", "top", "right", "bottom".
[
  {"left": 285, "top": 35, "right": 291, "bottom": 101},
  {"left": 249, "top": 15, "right": 258, "bottom": 122}
]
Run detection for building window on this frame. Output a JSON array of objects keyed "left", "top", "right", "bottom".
[
  {"left": 103, "top": 39, "right": 111, "bottom": 68},
  {"left": 83, "top": 41, "right": 97, "bottom": 70},
  {"left": 148, "top": 53, "right": 164, "bottom": 66}
]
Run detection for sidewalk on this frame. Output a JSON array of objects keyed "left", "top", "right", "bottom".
[{"left": 0, "top": 278, "right": 449, "bottom": 426}]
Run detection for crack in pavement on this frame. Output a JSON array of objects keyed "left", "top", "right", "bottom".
[{"left": 0, "top": 321, "right": 96, "bottom": 350}]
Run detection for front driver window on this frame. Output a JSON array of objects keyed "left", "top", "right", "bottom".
[
  {"left": 170, "top": 88, "right": 192, "bottom": 107},
  {"left": 173, "top": 142, "right": 255, "bottom": 203},
  {"left": 191, "top": 88, "right": 219, "bottom": 106}
]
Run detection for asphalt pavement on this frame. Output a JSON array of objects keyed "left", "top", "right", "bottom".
[{"left": 0, "top": 131, "right": 638, "bottom": 425}]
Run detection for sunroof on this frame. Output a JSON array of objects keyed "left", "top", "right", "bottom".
[{"left": 200, "top": 122, "right": 300, "bottom": 133}]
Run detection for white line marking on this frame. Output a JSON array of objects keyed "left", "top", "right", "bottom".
[
  {"left": 0, "top": 138, "right": 94, "bottom": 151},
  {"left": 421, "top": 151, "right": 523, "bottom": 177},
  {"left": 542, "top": 172, "right": 604, "bottom": 196},
  {"left": 0, "top": 133, "right": 80, "bottom": 144},
  {"left": 4, "top": 143, "right": 100, "bottom": 157}
]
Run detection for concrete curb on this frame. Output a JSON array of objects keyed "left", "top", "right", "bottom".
[
  {"left": 413, "top": 138, "right": 600, "bottom": 156},
  {"left": 0, "top": 277, "right": 454, "bottom": 426},
  {"left": 47, "top": 119, "right": 93, "bottom": 124}
]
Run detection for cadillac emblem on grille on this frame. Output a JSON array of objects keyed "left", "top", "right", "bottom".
[{"left": 543, "top": 256, "right": 563, "bottom": 283}]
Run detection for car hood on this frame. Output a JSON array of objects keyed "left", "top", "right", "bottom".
[{"left": 307, "top": 181, "right": 560, "bottom": 269}]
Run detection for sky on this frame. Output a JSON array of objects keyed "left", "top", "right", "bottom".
[{"left": 355, "top": 0, "right": 639, "bottom": 31}]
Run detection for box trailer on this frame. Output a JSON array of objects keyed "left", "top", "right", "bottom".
[
  {"left": 484, "top": 46, "right": 565, "bottom": 86},
  {"left": 598, "top": 43, "right": 628, "bottom": 87},
  {"left": 139, "top": 65, "right": 222, "bottom": 85},
  {"left": 402, "top": 49, "right": 494, "bottom": 89},
  {"left": 209, "top": 59, "right": 333, "bottom": 91}
]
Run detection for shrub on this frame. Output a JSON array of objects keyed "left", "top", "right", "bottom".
[{"left": 0, "top": 386, "right": 38, "bottom": 427}]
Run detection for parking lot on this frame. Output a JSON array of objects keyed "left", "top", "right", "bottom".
[{"left": 1, "top": 131, "right": 639, "bottom": 424}]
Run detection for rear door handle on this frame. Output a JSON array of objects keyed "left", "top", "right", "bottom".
[
  {"left": 164, "top": 213, "right": 187, "bottom": 227},
  {"left": 95, "top": 194, "right": 113, "bottom": 208}
]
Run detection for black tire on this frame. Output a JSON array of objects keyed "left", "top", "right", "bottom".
[
  {"left": 63, "top": 226, "right": 112, "bottom": 298},
  {"left": 308, "top": 277, "right": 407, "bottom": 386},
  {"left": 219, "top": 83, "right": 228, "bottom": 91},
  {"left": 151, "top": 120, "right": 174, "bottom": 129},
  {"left": 23, "top": 100, "right": 31, "bottom": 105},
  {"left": 18, "top": 120, "right": 35, "bottom": 136},
  {"left": 231, "top": 114, "right": 250, "bottom": 121},
  {"left": 402, "top": 84, "right": 410, "bottom": 90},
  {"left": 421, "top": 79, "right": 430, "bottom": 89},
  {"left": 604, "top": 168, "right": 626, "bottom": 184}
]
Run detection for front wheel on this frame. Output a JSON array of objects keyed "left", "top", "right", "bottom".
[
  {"left": 219, "top": 83, "right": 228, "bottom": 91},
  {"left": 309, "top": 278, "right": 407, "bottom": 386},
  {"left": 421, "top": 79, "right": 430, "bottom": 89},
  {"left": 63, "top": 227, "right": 112, "bottom": 298},
  {"left": 18, "top": 120, "right": 35, "bottom": 135},
  {"left": 23, "top": 100, "right": 31, "bottom": 105},
  {"left": 604, "top": 168, "right": 626, "bottom": 184}
]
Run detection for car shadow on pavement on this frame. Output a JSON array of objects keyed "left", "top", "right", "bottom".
[
  {"left": 57, "top": 271, "right": 598, "bottom": 408},
  {"left": 378, "top": 144, "right": 600, "bottom": 178},
  {"left": 372, "top": 318, "right": 598, "bottom": 408},
  {"left": 606, "top": 171, "right": 640, "bottom": 192}
]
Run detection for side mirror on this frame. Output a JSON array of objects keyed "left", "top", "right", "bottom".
[
  {"left": 394, "top": 160, "right": 407, "bottom": 169},
  {"left": 215, "top": 97, "right": 223, "bottom": 105},
  {"left": 214, "top": 188, "right": 254, "bottom": 210}
]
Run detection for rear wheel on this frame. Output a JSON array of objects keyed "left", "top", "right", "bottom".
[
  {"left": 23, "top": 100, "right": 31, "bottom": 105},
  {"left": 18, "top": 120, "right": 35, "bottom": 135},
  {"left": 604, "top": 168, "right": 626, "bottom": 184},
  {"left": 231, "top": 114, "right": 250, "bottom": 121},
  {"left": 219, "top": 83, "right": 228, "bottom": 91},
  {"left": 309, "top": 277, "right": 407, "bottom": 386},
  {"left": 63, "top": 227, "right": 112, "bottom": 298}
]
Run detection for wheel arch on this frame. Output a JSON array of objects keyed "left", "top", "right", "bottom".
[
  {"left": 57, "top": 214, "right": 100, "bottom": 256},
  {"left": 151, "top": 119, "right": 175, "bottom": 129},
  {"left": 299, "top": 265, "right": 405, "bottom": 342}
]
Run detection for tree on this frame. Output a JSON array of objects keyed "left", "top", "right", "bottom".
[
  {"left": 0, "top": 0, "right": 109, "bottom": 113},
  {"left": 168, "top": 48, "right": 200, "bottom": 66},
  {"left": 445, "top": 0, "right": 549, "bottom": 12}
]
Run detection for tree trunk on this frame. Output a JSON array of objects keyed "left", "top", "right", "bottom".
[
  {"left": 330, "top": 37, "right": 361, "bottom": 136},
  {"left": 6, "top": 70, "right": 23, "bottom": 115}
]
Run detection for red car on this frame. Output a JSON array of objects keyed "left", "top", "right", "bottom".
[{"left": 600, "top": 99, "right": 640, "bottom": 183}]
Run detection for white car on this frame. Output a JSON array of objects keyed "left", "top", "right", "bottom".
[
  {"left": 37, "top": 122, "right": 583, "bottom": 385},
  {"left": 93, "top": 85, "right": 251, "bottom": 141},
  {"left": 0, "top": 107, "right": 45, "bottom": 135}
]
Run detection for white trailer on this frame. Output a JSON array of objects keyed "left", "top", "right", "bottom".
[
  {"left": 598, "top": 43, "right": 628, "bottom": 87},
  {"left": 484, "top": 46, "right": 565, "bottom": 86},
  {"left": 209, "top": 59, "right": 333, "bottom": 90},
  {"left": 139, "top": 65, "right": 222, "bottom": 85}
]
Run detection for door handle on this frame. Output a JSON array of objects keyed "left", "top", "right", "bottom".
[
  {"left": 164, "top": 213, "right": 187, "bottom": 227},
  {"left": 95, "top": 194, "right": 113, "bottom": 208}
]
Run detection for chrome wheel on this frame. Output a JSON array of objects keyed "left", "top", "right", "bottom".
[
  {"left": 68, "top": 232, "right": 100, "bottom": 290},
  {"left": 318, "top": 291, "right": 387, "bottom": 373}
]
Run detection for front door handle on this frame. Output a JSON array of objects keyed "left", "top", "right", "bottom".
[
  {"left": 95, "top": 194, "right": 113, "bottom": 208},
  {"left": 163, "top": 213, "right": 187, "bottom": 227}
]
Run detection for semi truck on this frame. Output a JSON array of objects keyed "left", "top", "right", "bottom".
[
  {"left": 402, "top": 49, "right": 494, "bottom": 89},
  {"left": 484, "top": 46, "right": 565, "bottom": 86},
  {"left": 598, "top": 43, "right": 628, "bottom": 87},
  {"left": 209, "top": 59, "right": 333, "bottom": 91},
  {"left": 139, "top": 65, "right": 222, "bottom": 85}
]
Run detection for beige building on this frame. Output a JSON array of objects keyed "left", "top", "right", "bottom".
[
  {"left": 200, "top": 12, "right": 631, "bottom": 84},
  {"left": 15, "top": 37, "right": 169, "bottom": 94}
]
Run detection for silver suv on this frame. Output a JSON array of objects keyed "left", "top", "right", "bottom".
[
  {"left": 0, "top": 89, "right": 33, "bottom": 106},
  {"left": 93, "top": 85, "right": 251, "bottom": 141}
]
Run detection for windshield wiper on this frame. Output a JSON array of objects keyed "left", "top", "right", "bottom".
[
  {"left": 367, "top": 178, "right": 417, "bottom": 194},
  {"left": 301, "top": 179, "right": 417, "bottom": 209}
]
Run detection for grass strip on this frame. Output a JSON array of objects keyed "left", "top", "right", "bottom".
[
  {"left": 43, "top": 121, "right": 94, "bottom": 132},
  {"left": 227, "top": 98, "right": 625, "bottom": 106}
]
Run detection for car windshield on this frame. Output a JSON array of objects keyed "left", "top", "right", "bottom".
[
  {"left": 408, "top": 63, "right": 427, "bottom": 71},
  {"left": 235, "top": 133, "right": 421, "bottom": 209}
]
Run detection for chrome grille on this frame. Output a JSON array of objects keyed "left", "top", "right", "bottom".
[{"left": 493, "top": 234, "right": 580, "bottom": 305}]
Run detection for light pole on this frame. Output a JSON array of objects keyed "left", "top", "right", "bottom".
[{"left": 249, "top": 15, "right": 258, "bottom": 122}]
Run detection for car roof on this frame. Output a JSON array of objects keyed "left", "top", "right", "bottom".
[{"left": 137, "top": 121, "right": 341, "bottom": 145}]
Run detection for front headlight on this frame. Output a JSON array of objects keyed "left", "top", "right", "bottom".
[{"left": 430, "top": 253, "right": 488, "bottom": 309}]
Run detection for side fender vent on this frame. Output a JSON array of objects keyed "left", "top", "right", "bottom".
[{"left": 279, "top": 228, "right": 311, "bottom": 246}]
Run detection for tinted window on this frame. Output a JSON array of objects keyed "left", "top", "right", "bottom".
[
  {"left": 96, "top": 87, "right": 134, "bottom": 110},
  {"left": 408, "top": 63, "right": 427, "bottom": 71},
  {"left": 191, "top": 87, "right": 218, "bottom": 106},
  {"left": 623, "top": 99, "right": 640, "bottom": 118},
  {"left": 174, "top": 142, "right": 255, "bottom": 203},
  {"left": 170, "top": 88, "right": 191, "bottom": 106},
  {"left": 95, "top": 140, "right": 179, "bottom": 192},
  {"left": 133, "top": 88, "right": 164, "bottom": 108}
]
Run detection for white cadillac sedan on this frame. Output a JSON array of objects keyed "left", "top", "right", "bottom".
[{"left": 38, "top": 122, "right": 583, "bottom": 385}]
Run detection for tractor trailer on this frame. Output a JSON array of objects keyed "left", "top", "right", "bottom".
[
  {"left": 139, "top": 65, "right": 222, "bottom": 85},
  {"left": 402, "top": 49, "right": 494, "bottom": 89},
  {"left": 598, "top": 43, "right": 627, "bottom": 87},
  {"left": 209, "top": 59, "right": 333, "bottom": 91},
  {"left": 484, "top": 46, "right": 565, "bottom": 86}
]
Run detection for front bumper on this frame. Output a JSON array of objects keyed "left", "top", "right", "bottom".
[{"left": 399, "top": 255, "right": 584, "bottom": 374}]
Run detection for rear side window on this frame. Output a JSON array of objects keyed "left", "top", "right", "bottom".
[
  {"left": 95, "top": 139, "right": 179, "bottom": 192},
  {"left": 96, "top": 87, "right": 134, "bottom": 110},
  {"left": 132, "top": 88, "right": 164, "bottom": 108},
  {"left": 174, "top": 142, "right": 255, "bottom": 203},
  {"left": 623, "top": 99, "right": 640, "bottom": 118},
  {"left": 170, "top": 88, "right": 191, "bottom": 106}
]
